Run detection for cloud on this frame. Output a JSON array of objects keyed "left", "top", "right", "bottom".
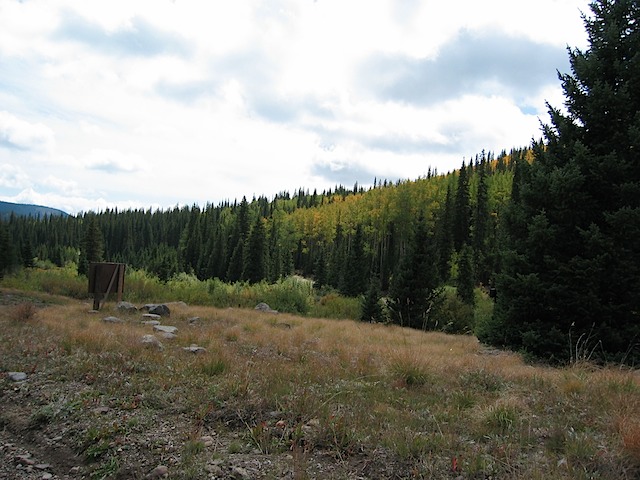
[
  {"left": 0, "top": 163, "right": 31, "bottom": 189},
  {"left": 83, "top": 149, "right": 149, "bottom": 174},
  {"left": 0, "top": 111, "right": 55, "bottom": 152},
  {"left": 55, "top": 12, "right": 190, "bottom": 58},
  {"left": 358, "top": 30, "right": 569, "bottom": 106}
]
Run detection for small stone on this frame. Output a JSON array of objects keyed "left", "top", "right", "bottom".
[
  {"left": 42, "top": 474, "right": 53, "bottom": 480},
  {"left": 142, "top": 313, "right": 161, "bottom": 320},
  {"left": 205, "top": 464, "right": 224, "bottom": 475},
  {"left": 8, "top": 372, "right": 27, "bottom": 382},
  {"left": 159, "top": 332, "right": 177, "bottom": 340},
  {"left": 35, "top": 463, "right": 51, "bottom": 470},
  {"left": 183, "top": 344, "right": 206, "bottom": 354},
  {"left": 231, "top": 466, "right": 250, "bottom": 479},
  {"left": 141, "top": 334, "right": 164, "bottom": 350},
  {"left": 188, "top": 316, "right": 201, "bottom": 324},
  {"left": 16, "top": 454, "right": 35, "bottom": 466},
  {"left": 200, "top": 435, "right": 215, "bottom": 447},
  {"left": 93, "top": 406, "right": 110, "bottom": 414},
  {"left": 142, "top": 320, "right": 161, "bottom": 326},
  {"left": 146, "top": 465, "right": 169, "bottom": 478},
  {"left": 153, "top": 325, "right": 178, "bottom": 334},
  {"left": 102, "top": 316, "right": 124, "bottom": 323}
]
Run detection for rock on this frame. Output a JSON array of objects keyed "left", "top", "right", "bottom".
[
  {"left": 42, "top": 474, "right": 53, "bottom": 480},
  {"left": 142, "top": 320, "right": 161, "bottom": 326},
  {"left": 188, "top": 316, "right": 201, "bottom": 325},
  {"left": 102, "top": 316, "right": 124, "bottom": 323},
  {"left": 231, "top": 466, "right": 250, "bottom": 479},
  {"left": 92, "top": 406, "right": 110, "bottom": 414},
  {"left": 116, "top": 301, "right": 138, "bottom": 313},
  {"left": 183, "top": 344, "right": 206, "bottom": 354},
  {"left": 8, "top": 372, "right": 27, "bottom": 382},
  {"left": 158, "top": 332, "right": 177, "bottom": 340},
  {"left": 153, "top": 325, "right": 178, "bottom": 334},
  {"left": 143, "top": 304, "right": 170, "bottom": 316},
  {"left": 141, "top": 335, "right": 164, "bottom": 350},
  {"left": 201, "top": 435, "right": 215, "bottom": 447},
  {"left": 255, "top": 302, "right": 278, "bottom": 313},
  {"left": 146, "top": 465, "right": 169, "bottom": 478},
  {"left": 142, "top": 313, "right": 161, "bottom": 320}
]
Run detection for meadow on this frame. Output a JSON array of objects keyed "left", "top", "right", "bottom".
[{"left": 1, "top": 280, "right": 638, "bottom": 479}]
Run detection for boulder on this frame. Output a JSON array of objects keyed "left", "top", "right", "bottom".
[
  {"left": 116, "top": 301, "right": 138, "bottom": 313},
  {"left": 153, "top": 325, "right": 178, "bottom": 334},
  {"left": 254, "top": 302, "right": 278, "bottom": 314},
  {"left": 142, "top": 304, "right": 171, "bottom": 316}
]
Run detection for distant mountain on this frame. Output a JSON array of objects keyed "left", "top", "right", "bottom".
[{"left": 0, "top": 201, "right": 70, "bottom": 220}]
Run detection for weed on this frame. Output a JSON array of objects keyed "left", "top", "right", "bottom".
[
  {"left": 10, "top": 302, "right": 38, "bottom": 322},
  {"left": 390, "top": 358, "right": 431, "bottom": 388},
  {"left": 198, "top": 358, "right": 227, "bottom": 377},
  {"left": 484, "top": 403, "right": 518, "bottom": 434},
  {"left": 90, "top": 456, "right": 120, "bottom": 480}
]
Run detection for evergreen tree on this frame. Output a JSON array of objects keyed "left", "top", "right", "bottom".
[
  {"left": 481, "top": 0, "right": 640, "bottom": 364},
  {"left": 453, "top": 161, "right": 471, "bottom": 251},
  {"left": 21, "top": 240, "right": 35, "bottom": 268},
  {"left": 78, "top": 214, "right": 104, "bottom": 276},
  {"left": 340, "top": 224, "right": 368, "bottom": 297},
  {"left": 243, "top": 216, "right": 268, "bottom": 283},
  {"left": 0, "top": 222, "right": 14, "bottom": 277},
  {"left": 360, "top": 275, "right": 384, "bottom": 322},
  {"left": 472, "top": 160, "right": 490, "bottom": 284},
  {"left": 435, "top": 185, "right": 454, "bottom": 281},
  {"left": 456, "top": 244, "right": 475, "bottom": 306},
  {"left": 388, "top": 214, "right": 443, "bottom": 330},
  {"left": 226, "top": 197, "right": 250, "bottom": 282}
]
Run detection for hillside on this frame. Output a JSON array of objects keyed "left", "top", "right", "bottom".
[
  {"left": 0, "top": 292, "right": 638, "bottom": 479},
  {"left": 0, "top": 201, "right": 69, "bottom": 220}
]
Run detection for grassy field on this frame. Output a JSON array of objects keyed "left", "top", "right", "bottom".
[{"left": 1, "top": 290, "right": 639, "bottom": 479}]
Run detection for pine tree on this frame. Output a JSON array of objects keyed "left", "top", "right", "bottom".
[
  {"left": 0, "top": 222, "right": 14, "bottom": 277},
  {"left": 453, "top": 161, "right": 471, "bottom": 251},
  {"left": 360, "top": 275, "right": 384, "bottom": 322},
  {"left": 340, "top": 224, "right": 369, "bottom": 297},
  {"left": 78, "top": 214, "right": 104, "bottom": 276},
  {"left": 456, "top": 244, "right": 475, "bottom": 306},
  {"left": 481, "top": 0, "right": 640, "bottom": 364},
  {"left": 388, "top": 214, "right": 443, "bottom": 330},
  {"left": 243, "top": 216, "right": 267, "bottom": 284}
]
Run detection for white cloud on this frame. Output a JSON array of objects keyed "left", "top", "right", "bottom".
[
  {"left": 83, "top": 149, "right": 149, "bottom": 173},
  {"left": 0, "top": 111, "right": 55, "bottom": 153},
  {"left": 0, "top": 164, "right": 31, "bottom": 189}
]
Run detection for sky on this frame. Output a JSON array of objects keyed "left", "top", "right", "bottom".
[{"left": 0, "top": 0, "right": 592, "bottom": 215}]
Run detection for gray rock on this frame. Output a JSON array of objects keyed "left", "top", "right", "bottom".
[
  {"left": 146, "top": 465, "right": 169, "bottom": 478},
  {"left": 153, "top": 325, "right": 178, "bottom": 334},
  {"left": 142, "top": 313, "right": 161, "bottom": 320},
  {"left": 8, "top": 372, "right": 27, "bottom": 382},
  {"left": 183, "top": 344, "right": 206, "bottom": 354},
  {"left": 188, "top": 316, "right": 201, "bottom": 325},
  {"left": 142, "top": 320, "right": 161, "bottom": 326},
  {"left": 141, "top": 335, "right": 164, "bottom": 350},
  {"left": 158, "top": 332, "right": 177, "bottom": 340},
  {"left": 143, "top": 304, "right": 170, "bottom": 316},
  {"left": 255, "top": 302, "right": 278, "bottom": 314},
  {"left": 116, "top": 301, "right": 138, "bottom": 313},
  {"left": 102, "top": 316, "right": 124, "bottom": 323}
]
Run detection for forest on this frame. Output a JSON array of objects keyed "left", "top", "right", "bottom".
[{"left": 1, "top": 0, "right": 639, "bottom": 366}]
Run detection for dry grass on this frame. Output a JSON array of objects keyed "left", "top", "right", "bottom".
[{"left": 1, "top": 298, "right": 639, "bottom": 479}]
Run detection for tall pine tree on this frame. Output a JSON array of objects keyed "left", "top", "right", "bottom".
[{"left": 481, "top": 0, "right": 640, "bottom": 364}]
